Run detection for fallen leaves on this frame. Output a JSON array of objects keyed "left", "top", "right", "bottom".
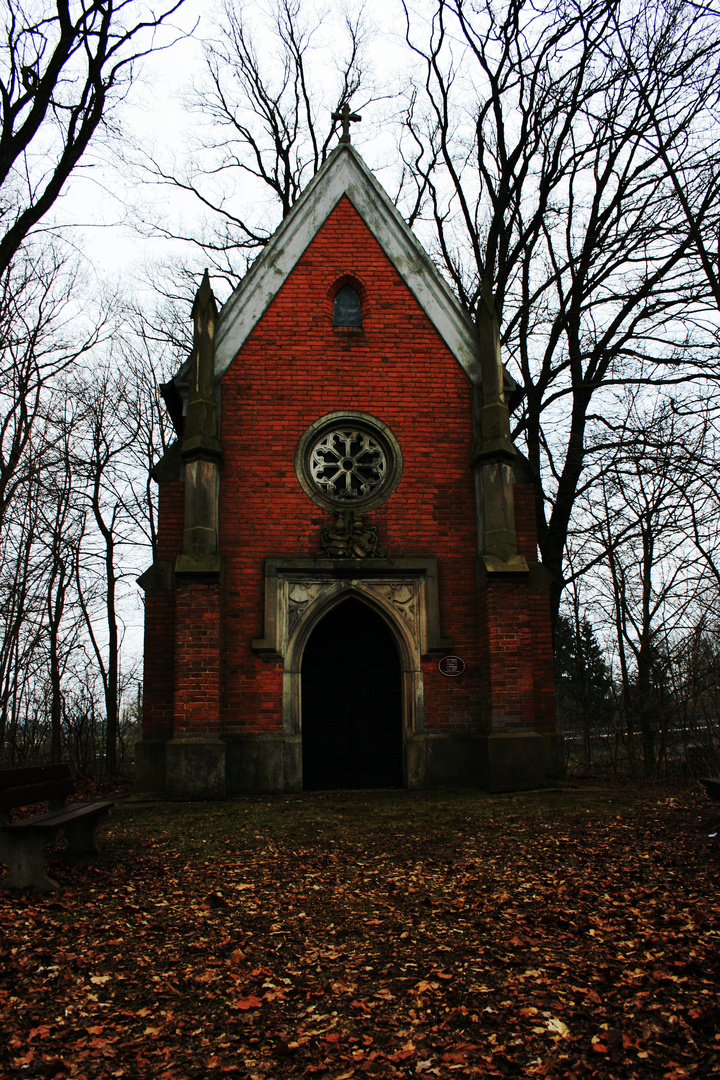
[
  {"left": 1, "top": 783, "right": 719, "bottom": 1079},
  {"left": 545, "top": 1018, "right": 570, "bottom": 1038},
  {"left": 236, "top": 995, "right": 263, "bottom": 1010}
]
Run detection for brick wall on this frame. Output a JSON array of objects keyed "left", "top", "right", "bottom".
[
  {"left": 143, "top": 195, "right": 556, "bottom": 746},
  {"left": 141, "top": 592, "right": 175, "bottom": 737},
  {"left": 217, "top": 196, "right": 486, "bottom": 736},
  {"left": 529, "top": 584, "right": 557, "bottom": 731},
  {"left": 513, "top": 480, "right": 556, "bottom": 729},
  {"left": 157, "top": 481, "right": 184, "bottom": 559},
  {"left": 173, "top": 580, "right": 223, "bottom": 737}
]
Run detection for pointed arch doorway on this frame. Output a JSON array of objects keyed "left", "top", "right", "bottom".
[{"left": 301, "top": 597, "right": 404, "bottom": 790}]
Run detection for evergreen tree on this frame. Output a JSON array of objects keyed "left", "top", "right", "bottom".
[{"left": 555, "top": 615, "right": 613, "bottom": 770}]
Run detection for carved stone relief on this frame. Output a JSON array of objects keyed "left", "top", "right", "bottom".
[
  {"left": 317, "top": 510, "right": 380, "bottom": 558},
  {"left": 287, "top": 581, "right": 332, "bottom": 634},
  {"left": 252, "top": 557, "right": 450, "bottom": 662},
  {"left": 376, "top": 582, "right": 416, "bottom": 633},
  {"left": 286, "top": 578, "right": 421, "bottom": 662}
]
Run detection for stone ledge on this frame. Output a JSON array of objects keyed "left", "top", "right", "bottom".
[
  {"left": 477, "top": 554, "right": 529, "bottom": 583},
  {"left": 175, "top": 552, "right": 223, "bottom": 578},
  {"left": 137, "top": 559, "right": 174, "bottom": 594}
]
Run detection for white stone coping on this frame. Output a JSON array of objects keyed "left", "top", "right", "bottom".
[{"left": 214, "top": 144, "right": 483, "bottom": 384}]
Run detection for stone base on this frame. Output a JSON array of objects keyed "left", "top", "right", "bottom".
[
  {"left": 166, "top": 739, "right": 226, "bottom": 800},
  {"left": 405, "top": 734, "right": 426, "bottom": 789},
  {"left": 135, "top": 738, "right": 169, "bottom": 793},
  {"left": 226, "top": 736, "right": 301, "bottom": 793},
  {"left": 135, "top": 731, "right": 562, "bottom": 796},
  {"left": 479, "top": 732, "right": 545, "bottom": 792},
  {"left": 409, "top": 733, "right": 549, "bottom": 791},
  {"left": 416, "top": 734, "right": 483, "bottom": 788},
  {"left": 542, "top": 732, "right": 566, "bottom": 780}
]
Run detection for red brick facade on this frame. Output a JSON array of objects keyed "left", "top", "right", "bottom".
[
  {"left": 137, "top": 147, "right": 561, "bottom": 795},
  {"left": 219, "top": 196, "right": 484, "bottom": 737},
  {"left": 173, "top": 580, "right": 223, "bottom": 738}
]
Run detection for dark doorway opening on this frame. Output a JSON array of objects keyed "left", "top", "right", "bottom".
[{"left": 301, "top": 598, "right": 403, "bottom": 790}]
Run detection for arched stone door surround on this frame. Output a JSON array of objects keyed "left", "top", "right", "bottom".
[
  {"left": 252, "top": 557, "right": 451, "bottom": 789},
  {"left": 300, "top": 595, "right": 404, "bottom": 789},
  {"left": 288, "top": 581, "right": 419, "bottom": 790}
]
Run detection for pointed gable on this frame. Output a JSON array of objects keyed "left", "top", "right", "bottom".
[{"left": 215, "top": 144, "right": 482, "bottom": 384}]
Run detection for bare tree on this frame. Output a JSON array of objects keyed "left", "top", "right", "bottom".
[
  {"left": 0, "top": 252, "right": 103, "bottom": 763},
  {"left": 37, "top": 400, "right": 86, "bottom": 763},
  {"left": 0, "top": 250, "right": 102, "bottom": 532},
  {"left": 0, "top": 457, "right": 42, "bottom": 758},
  {"left": 608, "top": 1, "right": 720, "bottom": 312},
  {"left": 554, "top": 605, "right": 612, "bottom": 773},
  {"left": 667, "top": 621, "right": 720, "bottom": 778},
  {"left": 571, "top": 393, "right": 718, "bottom": 777},
  {"left": 0, "top": 1, "right": 196, "bottom": 771},
  {"left": 67, "top": 337, "right": 179, "bottom": 777},
  {"left": 113, "top": 314, "right": 182, "bottom": 556},
  {"left": 139, "top": 0, "right": 373, "bottom": 291},
  {"left": 399, "top": 0, "right": 720, "bottom": 625},
  {"left": 0, "top": 0, "right": 187, "bottom": 276},
  {"left": 0, "top": 351, "right": 156, "bottom": 771},
  {"left": 0, "top": 0, "right": 189, "bottom": 539},
  {"left": 72, "top": 360, "right": 145, "bottom": 776}
]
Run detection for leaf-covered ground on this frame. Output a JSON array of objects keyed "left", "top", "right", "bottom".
[{"left": 1, "top": 783, "right": 719, "bottom": 1079}]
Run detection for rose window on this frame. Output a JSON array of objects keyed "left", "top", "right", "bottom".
[
  {"left": 296, "top": 412, "right": 402, "bottom": 511},
  {"left": 309, "top": 430, "right": 387, "bottom": 501}
]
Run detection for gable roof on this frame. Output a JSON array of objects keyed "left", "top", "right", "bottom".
[{"left": 214, "top": 143, "right": 484, "bottom": 384}]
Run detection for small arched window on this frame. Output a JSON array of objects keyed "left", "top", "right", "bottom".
[{"left": 333, "top": 284, "right": 362, "bottom": 328}]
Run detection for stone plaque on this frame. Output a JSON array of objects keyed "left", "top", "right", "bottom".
[{"left": 438, "top": 655, "right": 465, "bottom": 677}]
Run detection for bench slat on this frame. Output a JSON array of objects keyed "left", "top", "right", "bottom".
[
  {"left": 0, "top": 778, "right": 75, "bottom": 810},
  {"left": 0, "top": 763, "right": 71, "bottom": 787},
  {"left": 1, "top": 801, "right": 113, "bottom": 832}
]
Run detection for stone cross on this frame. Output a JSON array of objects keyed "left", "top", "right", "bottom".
[{"left": 332, "top": 102, "right": 362, "bottom": 144}]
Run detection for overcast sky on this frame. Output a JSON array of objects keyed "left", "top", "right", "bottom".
[{"left": 55, "top": 0, "right": 414, "bottom": 297}]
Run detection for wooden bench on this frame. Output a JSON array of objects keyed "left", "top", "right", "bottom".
[
  {"left": 0, "top": 763, "right": 113, "bottom": 891},
  {"left": 699, "top": 777, "right": 720, "bottom": 802}
]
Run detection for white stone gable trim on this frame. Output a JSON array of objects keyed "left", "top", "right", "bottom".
[{"left": 215, "top": 145, "right": 481, "bottom": 383}]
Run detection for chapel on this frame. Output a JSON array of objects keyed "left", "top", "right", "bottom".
[{"left": 135, "top": 137, "right": 564, "bottom": 798}]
